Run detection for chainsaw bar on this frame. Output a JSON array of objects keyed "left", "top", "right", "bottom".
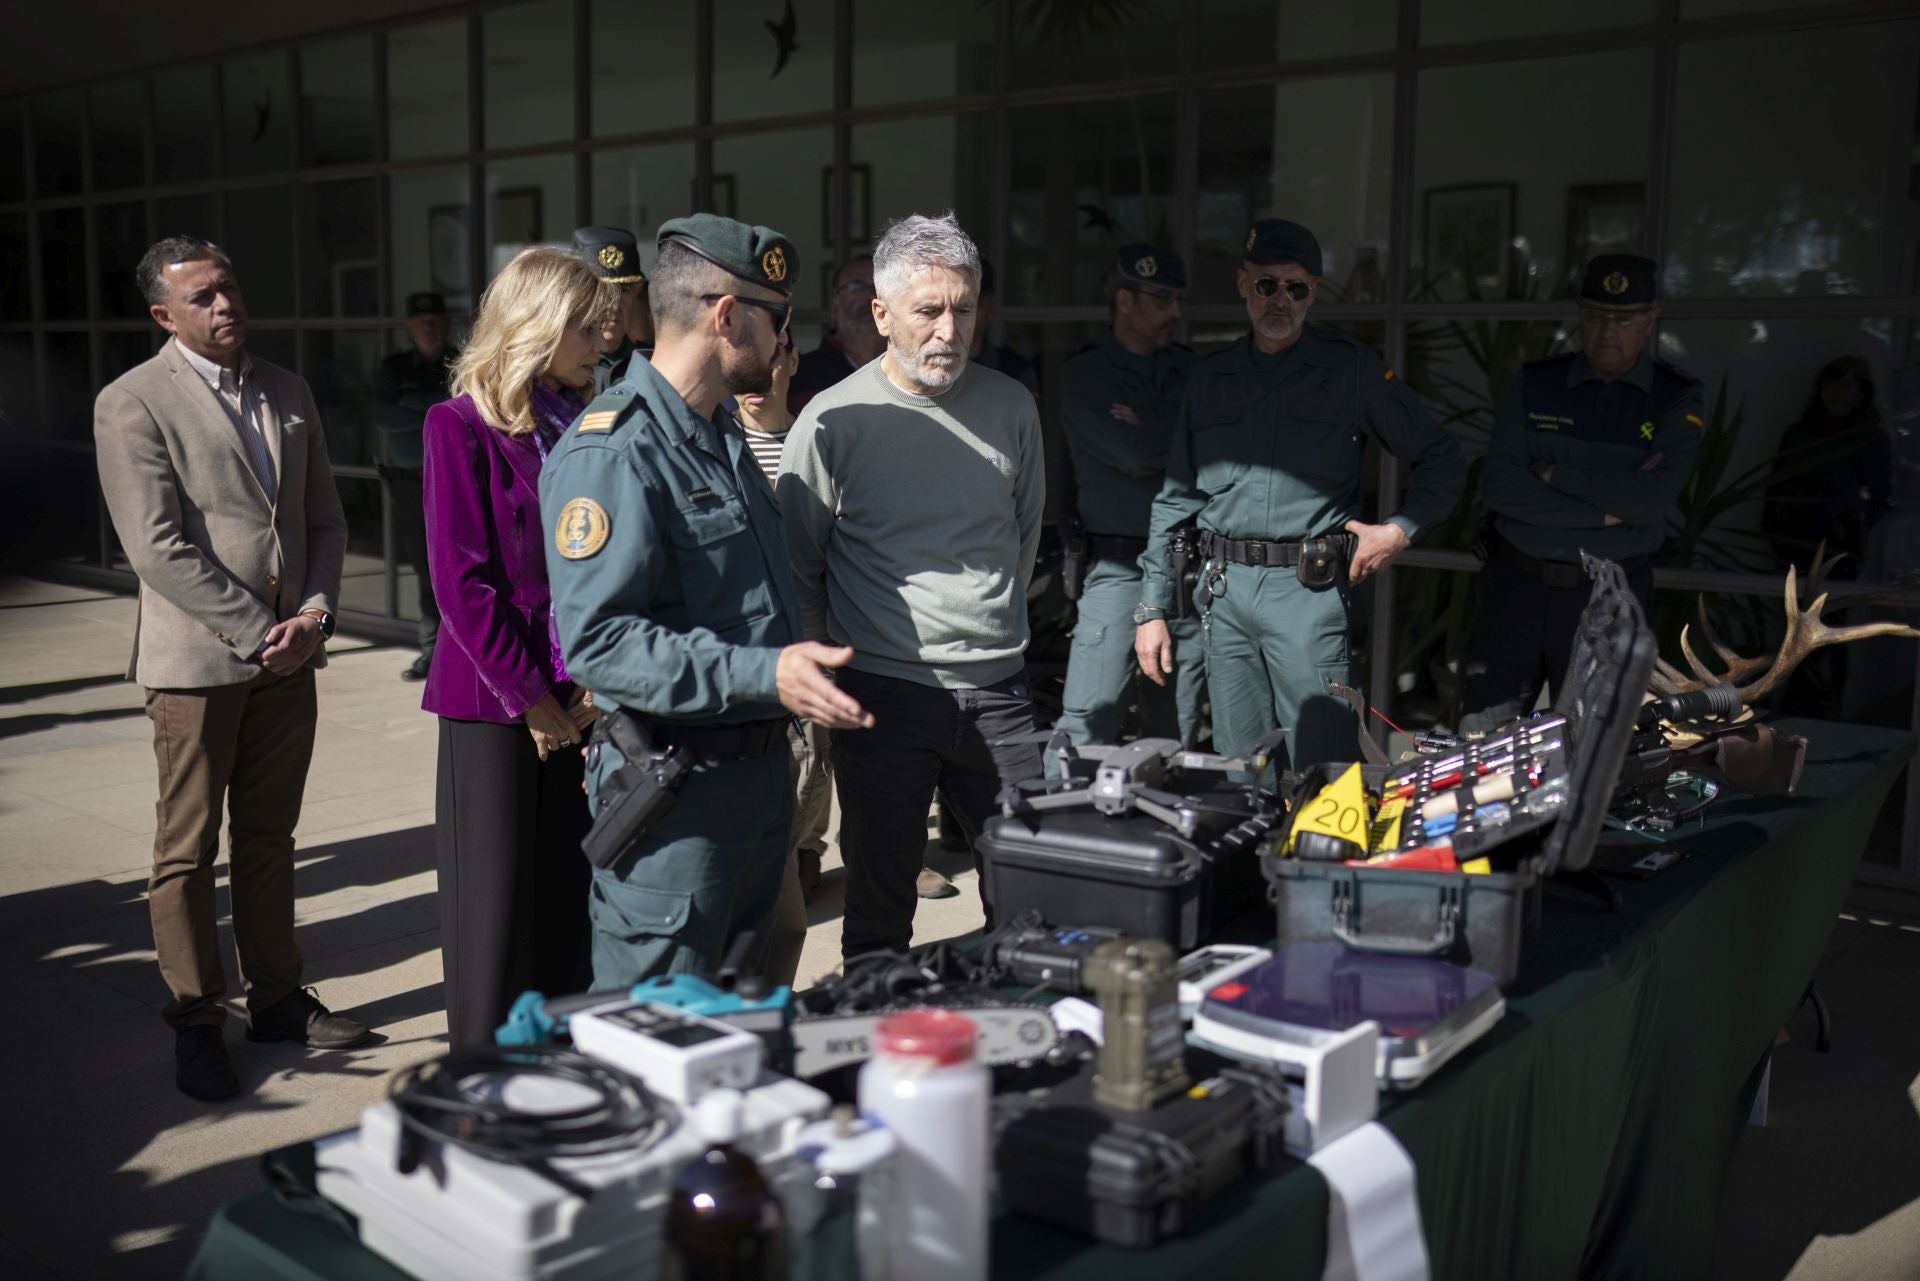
[{"left": 790, "top": 997, "right": 1059, "bottom": 1079}]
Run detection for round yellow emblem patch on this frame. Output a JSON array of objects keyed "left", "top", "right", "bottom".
[
  {"left": 1135, "top": 255, "right": 1157, "bottom": 278},
  {"left": 761, "top": 246, "right": 789, "bottom": 283},
  {"left": 598, "top": 245, "right": 625, "bottom": 271},
  {"left": 1603, "top": 271, "right": 1630, "bottom": 295},
  {"left": 554, "top": 497, "right": 611, "bottom": 560}
]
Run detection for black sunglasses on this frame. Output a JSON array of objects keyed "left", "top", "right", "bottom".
[
  {"left": 1253, "top": 276, "right": 1313, "bottom": 302},
  {"left": 701, "top": 293, "right": 793, "bottom": 336}
]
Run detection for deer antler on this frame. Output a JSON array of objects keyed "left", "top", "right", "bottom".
[{"left": 1652, "top": 561, "right": 1920, "bottom": 704}]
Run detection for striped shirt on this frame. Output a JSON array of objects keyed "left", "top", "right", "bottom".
[{"left": 739, "top": 421, "right": 789, "bottom": 488}]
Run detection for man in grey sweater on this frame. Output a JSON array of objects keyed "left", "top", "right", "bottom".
[{"left": 779, "top": 212, "right": 1045, "bottom": 960}]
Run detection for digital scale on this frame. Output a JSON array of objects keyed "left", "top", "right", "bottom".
[{"left": 1174, "top": 944, "right": 1272, "bottom": 1020}]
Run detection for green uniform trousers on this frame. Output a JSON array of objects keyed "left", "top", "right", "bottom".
[
  {"left": 1056, "top": 559, "right": 1207, "bottom": 750},
  {"left": 1202, "top": 563, "right": 1357, "bottom": 771},
  {"left": 586, "top": 745, "right": 792, "bottom": 987}
]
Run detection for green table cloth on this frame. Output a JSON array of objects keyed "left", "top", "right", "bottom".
[{"left": 185, "top": 718, "right": 1912, "bottom": 1281}]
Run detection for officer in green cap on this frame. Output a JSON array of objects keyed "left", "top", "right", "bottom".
[
  {"left": 1460, "top": 253, "right": 1701, "bottom": 731},
  {"left": 1134, "top": 218, "right": 1464, "bottom": 770},
  {"left": 1054, "top": 243, "right": 1203, "bottom": 753},
  {"left": 571, "top": 225, "right": 654, "bottom": 392},
  {"left": 542, "top": 213, "right": 872, "bottom": 985}
]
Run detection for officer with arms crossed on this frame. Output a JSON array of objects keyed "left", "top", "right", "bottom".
[
  {"left": 1055, "top": 244, "right": 1204, "bottom": 751},
  {"left": 572, "top": 225, "right": 654, "bottom": 392},
  {"left": 542, "top": 214, "right": 871, "bottom": 985},
  {"left": 1134, "top": 219, "right": 1465, "bottom": 769},
  {"left": 1460, "top": 254, "right": 1701, "bottom": 731}
]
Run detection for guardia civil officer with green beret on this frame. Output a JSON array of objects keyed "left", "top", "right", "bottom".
[
  {"left": 1134, "top": 219, "right": 1465, "bottom": 769},
  {"left": 1055, "top": 244, "right": 1205, "bottom": 752},
  {"left": 571, "top": 225, "right": 656, "bottom": 393},
  {"left": 543, "top": 213, "right": 871, "bottom": 986},
  {"left": 1459, "top": 253, "right": 1702, "bottom": 732}
]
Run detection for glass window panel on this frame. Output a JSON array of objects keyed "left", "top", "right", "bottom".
[
  {"left": 225, "top": 187, "right": 294, "bottom": 317},
  {"left": 1009, "top": 1, "right": 1183, "bottom": 89},
  {"left": 591, "top": 144, "right": 696, "bottom": 258},
  {"left": 591, "top": 0, "right": 695, "bottom": 133},
  {"left": 390, "top": 19, "right": 470, "bottom": 161},
  {"left": 1685, "top": 0, "right": 1860, "bottom": 14},
  {"left": 853, "top": 2, "right": 997, "bottom": 106},
  {"left": 0, "top": 214, "right": 27, "bottom": 321},
  {"left": 300, "top": 180, "right": 381, "bottom": 320},
  {"left": 485, "top": 156, "right": 576, "bottom": 283},
  {"left": 32, "top": 91, "right": 83, "bottom": 197},
  {"left": 484, "top": 0, "right": 574, "bottom": 150},
  {"left": 90, "top": 81, "right": 147, "bottom": 191},
  {"left": 0, "top": 335, "right": 34, "bottom": 437},
  {"left": 711, "top": 129, "right": 833, "bottom": 312},
  {"left": 156, "top": 192, "right": 218, "bottom": 244},
  {"left": 391, "top": 165, "right": 474, "bottom": 318},
  {"left": 1383, "top": 563, "right": 1479, "bottom": 729},
  {"left": 40, "top": 208, "right": 87, "bottom": 321},
  {"left": 306, "top": 329, "right": 389, "bottom": 469},
  {"left": 714, "top": 0, "right": 833, "bottom": 124},
  {"left": 301, "top": 35, "right": 377, "bottom": 166},
  {"left": 332, "top": 474, "right": 392, "bottom": 619},
  {"left": 42, "top": 451, "right": 107, "bottom": 567},
  {"left": 224, "top": 52, "right": 293, "bottom": 177},
  {"left": 1412, "top": 51, "right": 1651, "bottom": 301},
  {"left": 103, "top": 330, "right": 159, "bottom": 386},
  {"left": 1666, "top": 21, "right": 1920, "bottom": 298},
  {"left": 153, "top": 66, "right": 219, "bottom": 183},
  {"left": 97, "top": 201, "right": 150, "bottom": 320},
  {"left": 1200, "top": 0, "right": 1395, "bottom": 65},
  {"left": 245, "top": 327, "right": 297, "bottom": 372},
  {"left": 851, "top": 114, "right": 995, "bottom": 258},
  {"left": 0, "top": 101, "right": 23, "bottom": 201},
  {"left": 1193, "top": 77, "right": 1393, "bottom": 307},
  {"left": 44, "top": 331, "right": 93, "bottom": 442},
  {"left": 1420, "top": 0, "right": 1650, "bottom": 44},
  {"left": 1007, "top": 95, "right": 1176, "bottom": 307}
]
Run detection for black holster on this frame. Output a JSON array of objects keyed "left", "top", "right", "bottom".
[
  {"left": 580, "top": 709, "right": 694, "bottom": 871},
  {"left": 1059, "top": 514, "right": 1089, "bottom": 603},
  {"left": 1296, "top": 533, "right": 1357, "bottom": 590},
  {"left": 1168, "top": 523, "right": 1201, "bottom": 620}
]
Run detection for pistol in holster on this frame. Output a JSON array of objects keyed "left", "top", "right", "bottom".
[
  {"left": 580, "top": 708, "right": 694, "bottom": 871},
  {"left": 1296, "top": 532, "right": 1359, "bottom": 590},
  {"left": 1168, "top": 522, "right": 1202, "bottom": 620},
  {"left": 1059, "top": 514, "right": 1089, "bottom": 603}
]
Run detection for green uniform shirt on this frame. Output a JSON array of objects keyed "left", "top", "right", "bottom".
[
  {"left": 1139, "top": 325, "right": 1466, "bottom": 611},
  {"left": 540, "top": 358, "right": 800, "bottom": 725},
  {"left": 1482, "top": 350, "right": 1703, "bottom": 563},
  {"left": 1059, "top": 336, "right": 1195, "bottom": 538},
  {"left": 370, "top": 346, "right": 454, "bottom": 468}
]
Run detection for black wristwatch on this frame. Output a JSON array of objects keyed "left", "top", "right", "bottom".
[{"left": 300, "top": 609, "right": 336, "bottom": 640}]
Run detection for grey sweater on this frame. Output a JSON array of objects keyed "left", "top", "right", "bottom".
[{"left": 777, "top": 358, "right": 1045, "bottom": 689}]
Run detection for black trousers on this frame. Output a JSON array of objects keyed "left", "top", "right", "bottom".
[
  {"left": 1459, "top": 550, "right": 1654, "bottom": 733},
  {"left": 829, "top": 668, "right": 1041, "bottom": 960},
  {"left": 435, "top": 717, "right": 593, "bottom": 1050}
]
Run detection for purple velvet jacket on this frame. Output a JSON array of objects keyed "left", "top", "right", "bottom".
[{"left": 420, "top": 392, "right": 576, "bottom": 723}]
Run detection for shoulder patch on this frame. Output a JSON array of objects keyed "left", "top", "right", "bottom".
[
  {"left": 1384, "top": 368, "right": 1396, "bottom": 381},
  {"left": 554, "top": 497, "right": 611, "bottom": 560},
  {"left": 577, "top": 410, "right": 617, "bottom": 433},
  {"left": 1684, "top": 411, "right": 1704, "bottom": 428}
]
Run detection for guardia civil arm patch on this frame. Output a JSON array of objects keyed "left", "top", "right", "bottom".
[{"left": 555, "top": 497, "right": 611, "bottom": 559}]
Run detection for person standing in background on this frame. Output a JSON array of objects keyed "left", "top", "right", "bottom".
[
  {"left": 372, "top": 291, "right": 456, "bottom": 683},
  {"left": 422, "top": 247, "right": 613, "bottom": 1048},
  {"left": 572, "top": 226, "right": 654, "bottom": 393},
  {"left": 95, "top": 236, "right": 370, "bottom": 1102},
  {"left": 788, "top": 255, "right": 884, "bottom": 415},
  {"left": 968, "top": 258, "right": 1040, "bottom": 398}
]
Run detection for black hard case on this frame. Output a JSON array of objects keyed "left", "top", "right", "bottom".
[
  {"left": 993, "top": 1056, "right": 1290, "bottom": 1248},
  {"left": 1264, "top": 557, "right": 1656, "bottom": 986},
  {"left": 979, "top": 783, "right": 1273, "bottom": 952}
]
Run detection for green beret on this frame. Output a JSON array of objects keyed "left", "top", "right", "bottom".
[
  {"left": 656, "top": 213, "right": 798, "bottom": 297},
  {"left": 1113, "top": 243, "right": 1185, "bottom": 292},
  {"left": 1579, "top": 253, "right": 1660, "bottom": 313}
]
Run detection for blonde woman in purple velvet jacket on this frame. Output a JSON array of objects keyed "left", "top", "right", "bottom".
[{"left": 422, "top": 246, "right": 617, "bottom": 1048}]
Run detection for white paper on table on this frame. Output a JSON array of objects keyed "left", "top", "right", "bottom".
[
  {"left": 1307, "top": 1120, "right": 1430, "bottom": 1281},
  {"left": 1049, "top": 996, "right": 1103, "bottom": 1045}
]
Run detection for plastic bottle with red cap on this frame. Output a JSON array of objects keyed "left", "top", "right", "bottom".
[{"left": 856, "top": 1009, "right": 989, "bottom": 1281}]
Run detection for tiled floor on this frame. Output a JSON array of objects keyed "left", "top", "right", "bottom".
[{"left": 0, "top": 575, "right": 1912, "bottom": 1280}]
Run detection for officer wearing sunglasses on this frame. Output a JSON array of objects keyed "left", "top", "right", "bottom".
[
  {"left": 1459, "top": 254, "right": 1702, "bottom": 733},
  {"left": 1134, "top": 218, "right": 1464, "bottom": 772}
]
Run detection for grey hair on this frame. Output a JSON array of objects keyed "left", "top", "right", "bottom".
[
  {"left": 136, "top": 236, "right": 231, "bottom": 306},
  {"left": 649, "top": 238, "right": 748, "bottom": 334},
  {"left": 872, "top": 212, "right": 981, "bottom": 302}
]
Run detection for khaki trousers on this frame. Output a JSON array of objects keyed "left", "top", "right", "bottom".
[
  {"left": 145, "top": 667, "right": 316, "bottom": 1028},
  {"left": 764, "top": 719, "right": 833, "bottom": 986}
]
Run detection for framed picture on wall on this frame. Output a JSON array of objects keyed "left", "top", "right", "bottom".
[
  {"left": 821, "top": 163, "right": 874, "bottom": 245},
  {"left": 1423, "top": 183, "right": 1516, "bottom": 298},
  {"left": 1565, "top": 183, "right": 1645, "bottom": 279}
]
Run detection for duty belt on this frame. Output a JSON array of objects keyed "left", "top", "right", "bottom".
[
  {"left": 1198, "top": 530, "right": 1315, "bottom": 567},
  {"left": 644, "top": 716, "right": 788, "bottom": 762},
  {"left": 1494, "top": 534, "right": 1648, "bottom": 589},
  {"left": 1087, "top": 533, "right": 1148, "bottom": 563}
]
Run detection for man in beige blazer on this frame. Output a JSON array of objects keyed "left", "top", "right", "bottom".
[{"left": 95, "top": 236, "right": 374, "bottom": 1101}]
